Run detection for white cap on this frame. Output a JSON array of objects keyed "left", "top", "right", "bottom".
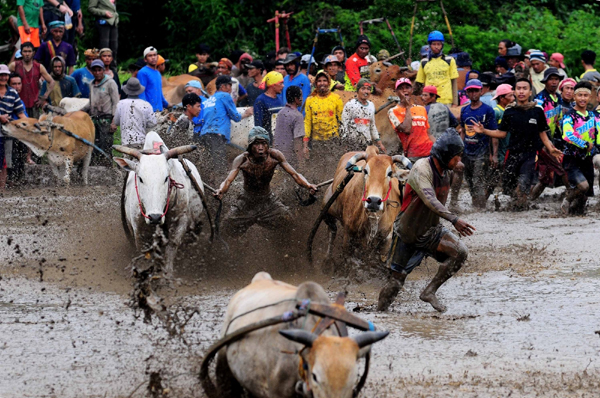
[
  {"left": 301, "top": 54, "right": 318, "bottom": 65},
  {"left": 143, "top": 46, "right": 157, "bottom": 58}
]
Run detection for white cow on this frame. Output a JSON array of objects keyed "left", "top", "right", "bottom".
[
  {"left": 114, "top": 131, "right": 204, "bottom": 274},
  {"left": 206, "top": 272, "right": 389, "bottom": 398}
]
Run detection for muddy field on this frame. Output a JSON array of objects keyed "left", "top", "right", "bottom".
[{"left": 1, "top": 165, "right": 600, "bottom": 397}]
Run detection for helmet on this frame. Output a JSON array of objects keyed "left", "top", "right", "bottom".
[
  {"left": 419, "top": 45, "right": 430, "bottom": 57},
  {"left": 430, "top": 128, "right": 464, "bottom": 169},
  {"left": 427, "top": 30, "right": 445, "bottom": 43},
  {"left": 322, "top": 55, "right": 341, "bottom": 66}
]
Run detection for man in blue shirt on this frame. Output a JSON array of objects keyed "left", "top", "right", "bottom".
[
  {"left": 137, "top": 46, "right": 169, "bottom": 112},
  {"left": 253, "top": 71, "right": 284, "bottom": 139},
  {"left": 281, "top": 54, "right": 311, "bottom": 108},
  {"left": 200, "top": 75, "right": 252, "bottom": 183},
  {"left": 458, "top": 79, "right": 498, "bottom": 208},
  {"left": 71, "top": 48, "right": 98, "bottom": 98}
]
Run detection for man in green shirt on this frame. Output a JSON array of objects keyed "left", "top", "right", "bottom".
[{"left": 17, "top": 0, "right": 44, "bottom": 48}]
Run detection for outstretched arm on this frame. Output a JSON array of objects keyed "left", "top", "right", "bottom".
[
  {"left": 214, "top": 153, "right": 246, "bottom": 199},
  {"left": 271, "top": 149, "right": 317, "bottom": 193}
]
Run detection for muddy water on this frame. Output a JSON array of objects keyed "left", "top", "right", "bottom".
[{"left": 1, "top": 182, "right": 600, "bottom": 397}]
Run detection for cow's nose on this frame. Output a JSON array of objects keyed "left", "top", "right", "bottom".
[
  {"left": 365, "top": 196, "right": 382, "bottom": 211},
  {"left": 148, "top": 214, "right": 162, "bottom": 225}
]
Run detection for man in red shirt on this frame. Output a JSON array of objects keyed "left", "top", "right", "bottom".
[
  {"left": 388, "top": 78, "right": 434, "bottom": 161},
  {"left": 345, "top": 35, "right": 372, "bottom": 92}
]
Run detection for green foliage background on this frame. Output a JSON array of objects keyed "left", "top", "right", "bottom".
[{"left": 2, "top": 0, "right": 599, "bottom": 76}]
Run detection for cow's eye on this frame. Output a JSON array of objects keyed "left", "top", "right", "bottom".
[
  {"left": 363, "top": 169, "right": 368, "bottom": 175},
  {"left": 138, "top": 177, "right": 144, "bottom": 184},
  {"left": 312, "top": 373, "right": 318, "bottom": 384},
  {"left": 388, "top": 170, "right": 393, "bottom": 177}
]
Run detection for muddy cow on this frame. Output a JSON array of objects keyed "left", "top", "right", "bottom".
[
  {"left": 113, "top": 131, "right": 203, "bottom": 275},
  {"left": 205, "top": 272, "right": 388, "bottom": 398},
  {"left": 2, "top": 111, "right": 95, "bottom": 185},
  {"left": 316, "top": 146, "right": 412, "bottom": 263},
  {"left": 162, "top": 74, "right": 203, "bottom": 106}
]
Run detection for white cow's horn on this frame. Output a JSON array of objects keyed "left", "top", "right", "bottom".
[
  {"left": 112, "top": 145, "right": 142, "bottom": 159},
  {"left": 164, "top": 145, "right": 197, "bottom": 160}
]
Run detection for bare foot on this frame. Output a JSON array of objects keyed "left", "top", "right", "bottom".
[
  {"left": 420, "top": 291, "right": 447, "bottom": 313},
  {"left": 377, "top": 278, "right": 401, "bottom": 312}
]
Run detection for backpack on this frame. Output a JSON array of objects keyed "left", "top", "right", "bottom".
[{"left": 421, "top": 55, "right": 453, "bottom": 70}]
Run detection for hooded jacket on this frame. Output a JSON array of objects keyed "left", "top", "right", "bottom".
[{"left": 40, "top": 56, "right": 81, "bottom": 106}]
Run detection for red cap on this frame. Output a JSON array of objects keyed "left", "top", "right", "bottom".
[{"left": 423, "top": 85, "right": 438, "bottom": 96}]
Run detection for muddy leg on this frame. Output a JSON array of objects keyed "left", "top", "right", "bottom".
[
  {"left": 561, "top": 181, "right": 588, "bottom": 215},
  {"left": 529, "top": 182, "right": 546, "bottom": 201},
  {"left": 449, "top": 161, "right": 464, "bottom": 211},
  {"left": 81, "top": 148, "right": 92, "bottom": 185},
  {"left": 420, "top": 234, "right": 468, "bottom": 313},
  {"left": 323, "top": 214, "right": 337, "bottom": 266},
  {"left": 377, "top": 270, "right": 408, "bottom": 311}
]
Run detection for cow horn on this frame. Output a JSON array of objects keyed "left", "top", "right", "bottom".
[
  {"left": 391, "top": 155, "right": 412, "bottom": 170},
  {"left": 164, "top": 145, "right": 197, "bottom": 160},
  {"left": 279, "top": 329, "right": 318, "bottom": 347},
  {"left": 344, "top": 152, "right": 367, "bottom": 170},
  {"left": 382, "top": 52, "right": 404, "bottom": 63},
  {"left": 112, "top": 145, "right": 142, "bottom": 160},
  {"left": 352, "top": 331, "right": 390, "bottom": 349}
]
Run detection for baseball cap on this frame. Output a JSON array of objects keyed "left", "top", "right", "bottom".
[
  {"left": 492, "top": 84, "right": 514, "bottom": 100},
  {"left": 185, "top": 80, "right": 202, "bottom": 89},
  {"left": 541, "top": 67, "right": 564, "bottom": 82},
  {"left": 143, "top": 46, "right": 157, "bottom": 58},
  {"left": 395, "top": 78, "right": 412, "bottom": 89},
  {"left": 464, "top": 79, "right": 483, "bottom": 90},
  {"left": 157, "top": 55, "right": 168, "bottom": 66},
  {"left": 216, "top": 75, "right": 232, "bottom": 88},
  {"left": 423, "top": 85, "right": 439, "bottom": 97},
  {"left": 0, "top": 64, "right": 10, "bottom": 75},
  {"left": 550, "top": 53, "right": 565, "bottom": 69},
  {"left": 301, "top": 54, "right": 318, "bottom": 65},
  {"left": 246, "top": 60, "right": 264, "bottom": 70},
  {"left": 90, "top": 59, "right": 104, "bottom": 69}
]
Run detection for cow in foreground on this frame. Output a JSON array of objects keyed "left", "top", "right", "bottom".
[
  {"left": 2, "top": 111, "right": 95, "bottom": 185},
  {"left": 206, "top": 272, "right": 388, "bottom": 398},
  {"left": 114, "top": 131, "right": 203, "bottom": 275},
  {"left": 318, "top": 146, "right": 411, "bottom": 264}
]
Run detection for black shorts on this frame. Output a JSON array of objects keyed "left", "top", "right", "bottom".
[
  {"left": 503, "top": 151, "right": 537, "bottom": 194},
  {"left": 563, "top": 155, "right": 594, "bottom": 197},
  {"left": 391, "top": 224, "right": 451, "bottom": 274}
]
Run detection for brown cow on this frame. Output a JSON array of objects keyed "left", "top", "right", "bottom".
[
  {"left": 318, "top": 146, "right": 411, "bottom": 264},
  {"left": 161, "top": 74, "right": 203, "bottom": 106},
  {"left": 2, "top": 111, "right": 95, "bottom": 185}
]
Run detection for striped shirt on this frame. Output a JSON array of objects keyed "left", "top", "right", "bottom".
[{"left": 0, "top": 86, "right": 24, "bottom": 137}]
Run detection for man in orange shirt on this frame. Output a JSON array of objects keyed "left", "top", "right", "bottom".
[{"left": 388, "top": 78, "right": 434, "bottom": 161}]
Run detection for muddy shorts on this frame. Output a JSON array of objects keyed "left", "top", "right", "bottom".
[
  {"left": 503, "top": 151, "right": 537, "bottom": 194},
  {"left": 563, "top": 155, "right": 594, "bottom": 197},
  {"left": 391, "top": 224, "right": 451, "bottom": 275},
  {"left": 223, "top": 192, "right": 292, "bottom": 237},
  {"left": 462, "top": 155, "right": 489, "bottom": 201},
  {"left": 537, "top": 148, "right": 566, "bottom": 186}
]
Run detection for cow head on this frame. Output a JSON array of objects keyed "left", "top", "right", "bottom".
[
  {"left": 346, "top": 146, "right": 412, "bottom": 212},
  {"left": 369, "top": 61, "right": 402, "bottom": 88},
  {"left": 2, "top": 118, "right": 56, "bottom": 156},
  {"left": 113, "top": 144, "right": 196, "bottom": 225},
  {"left": 280, "top": 329, "right": 389, "bottom": 398}
]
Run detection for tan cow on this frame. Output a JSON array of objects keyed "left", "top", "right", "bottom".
[
  {"left": 207, "top": 272, "right": 388, "bottom": 398},
  {"left": 161, "top": 74, "right": 203, "bottom": 106},
  {"left": 316, "top": 146, "right": 411, "bottom": 263},
  {"left": 2, "top": 111, "right": 95, "bottom": 185}
]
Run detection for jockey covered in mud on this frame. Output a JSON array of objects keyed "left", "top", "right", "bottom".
[
  {"left": 214, "top": 126, "right": 318, "bottom": 237},
  {"left": 378, "top": 128, "right": 476, "bottom": 313}
]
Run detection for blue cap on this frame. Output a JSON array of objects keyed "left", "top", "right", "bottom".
[
  {"left": 91, "top": 59, "right": 104, "bottom": 69},
  {"left": 48, "top": 20, "right": 65, "bottom": 29},
  {"left": 464, "top": 79, "right": 483, "bottom": 90},
  {"left": 185, "top": 80, "right": 202, "bottom": 89}
]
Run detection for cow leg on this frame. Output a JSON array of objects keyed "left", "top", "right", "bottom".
[
  {"left": 215, "top": 349, "right": 245, "bottom": 398},
  {"left": 81, "top": 148, "right": 93, "bottom": 185},
  {"left": 49, "top": 162, "right": 59, "bottom": 181},
  {"left": 163, "top": 222, "right": 188, "bottom": 277},
  {"left": 62, "top": 158, "right": 73, "bottom": 185},
  {"left": 322, "top": 215, "right": 337, "bottom": 273}
]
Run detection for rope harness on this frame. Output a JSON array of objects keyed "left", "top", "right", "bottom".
[
  {"left": 134, "top": 175, "right": 184, "bottom": 220},
  {"left": 361, "top": 179, "right": 392, "bottom": 203}
]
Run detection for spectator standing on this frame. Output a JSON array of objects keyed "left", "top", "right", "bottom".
[
  {"left": 88, "top": 59, "right": 119, "bottom": 166},
  {"left": 0, "top": 65, "right": 26, "bottom": 190},
  {"left": 579, "top": 50, "right": 600, "bottom": 83},
  {"left": 9, "top": 42, "right": 54, "bottom": 118},
  {"left": 388, "top": 78, "right": 433, "bottom": 161},
  {"left": 111, "top": 77, "right": 156, "bottom": 149},
  {"left": 190, "top": 44, "right": 215, "bottom": 87},
  {"left": 88, "top": 0, "right": 118, "bottom": 60},
  {"left": 331, "top": 45, "right": 346, "bottom": 83},
  {"left": 415, "top": 30, "right": 459, "bottom": 106},
  {"left": 528, "top": 51, "right": 549, "bottom": 95},
  {"left": 40, "top": 56, "right": 80, "bottom": 106},
  {"left": 99, "top": 48, "right": 120, "bottom": 92},
  {"left": 216, "top": 58, "right": 246, "bottom": 105},
  {"left": 303, "top": 71, "right": 343, "bottom": 159},
  {"left": 342, "top": 78, "right": 386, "bottom": 152},
  {"left": 489, "top": 84, "right": 514, "bottom": 197},
  {"left": 344, "top": 35, "right": 372, "bottom": 91},
  {"left": 494, "top": 56, "right": 516, "bottom": 86},
  {"left": 548, "top": 53, "right": 567, "bottom": 79},
  {"left": 323, "top": 55, "right": 345, "bottom": 91},
  {"left": 253, "top": 71, "right": 284, "bottom": 137},
  {"left": 276, "top": 47, "right": 289, "bottom": 61},
  {"left": 6, "top": 73, "right": 29, "bottom": 185},
  {"left": 458, "top": 78, "right": 498, "bottom": 209},
  {"left": 42, "top": 0, "right": 73, "bottom": 37},
  {"left": 234, "top": 53, "right": 253, "bottom": 87},
  {"left": 421, "top": 85, "right": 459, "bottom": 141},
  {"left": 273, "top": 85, "right": 305, "bottom": 166},
  {"left": 63, "top": 0, "right": 83, "bottom": 46},
  {"left": 559, "top": 78, "right": 576, "bottom": 110},
  {"left": 16, "top": 0, "right": 44, "bottom": 49},
  {"left": 281, "top": 54, "right": 311, "bottom": 106},
  {"left": 137, "top": 46, "right": 169, "bottom": 112},
  {"left": 34, "top": 20, "right": 76, "bottom": 74},
  {"left": 479, "top": 73, "right": 497, "bottom": 108},
  {"left": 505, "top": 43, "right": 523, "bottom": 71},
  {"left": 274, "top": 60, "right": 286, "bottom": 77},
  {"left": 71, "top": 48, "right": 98, "bottom": 98},
  {"left": 243, "top": 60, "right": 265, "bottom": 107},
  {"left": 497, "top": 39, "right": 514, "bottom": 57}
]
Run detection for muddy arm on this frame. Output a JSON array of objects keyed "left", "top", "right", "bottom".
[{"left": 214, "top": 154, "right": 246, "bottom": 199}]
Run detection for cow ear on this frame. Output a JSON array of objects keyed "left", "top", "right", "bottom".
[
  {"left": 279, "top": 329, "right": 318, "bottom": 347},
  {"left": 393, "top": 165, "right": 410, "bottom": 182},
  {"left": 114, "top": 157, "right": 138, "bottom": 173}
]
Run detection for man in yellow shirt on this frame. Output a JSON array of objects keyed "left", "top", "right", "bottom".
[
  {"left": 303, "top": 71, "right": 343, "bottom": 159},
  {"left": 415, "top": 30, "right": 459, "bottom": 106}
]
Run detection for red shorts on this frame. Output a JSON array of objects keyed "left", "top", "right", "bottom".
[{"left": 537, "top": 148, "right": 565, "bottom": 186}]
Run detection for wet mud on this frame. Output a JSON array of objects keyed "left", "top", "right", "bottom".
[{"left": 1, "top": 161, "right": 600, "bottom": 396}]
